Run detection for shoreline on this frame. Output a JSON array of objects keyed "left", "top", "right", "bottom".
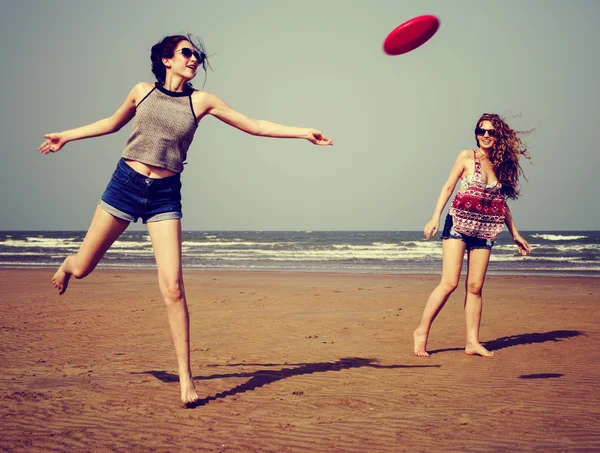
[
  {"left": 3, "top": 230, "right": 598, "bottom": 279},
  {"left": 1, "top": 264, "right": 598, "bottom": 278}
]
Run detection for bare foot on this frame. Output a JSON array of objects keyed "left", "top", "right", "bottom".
[
  {"left": 465, "top": 343, "right": 495, "bottom": 357},
  {"left": 413, "top": 328, "right": 430, "bottom": 357},
  {"left": 52, "top": 264, "right": 71, "bottom": 295},
  {"left": 180, "top": 372, "right": 199, "bottom": 407}
]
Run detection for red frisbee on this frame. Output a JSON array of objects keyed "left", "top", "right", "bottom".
[{"left": 383, "top": 15, "right": 440, "bottom": 56}]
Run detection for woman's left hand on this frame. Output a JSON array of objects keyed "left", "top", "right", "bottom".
[
  {"left": 306, "top": 129, "right": 333, "bottom": 146},
  {"left": 39, "top": 132, "right": 68, "bottom": 154},
  {"left": 513, "top": 234, "right": 531, "bottom": 256}
]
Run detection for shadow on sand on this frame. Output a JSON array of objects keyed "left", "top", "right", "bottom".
[
  {"left": 135, "top": 357, "right": 440, "bottom": 408},
  {"left": 519, "top": 373, "right": 564, "bottom": 379},
  {"left": 427, "top": 329, "right": 584, "bottom": 355}
]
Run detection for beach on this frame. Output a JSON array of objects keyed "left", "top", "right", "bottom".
[{"left": 1, "top": 268, "right": 599, "bottom": 452}]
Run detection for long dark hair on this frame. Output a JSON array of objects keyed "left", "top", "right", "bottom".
[
  {"left": 474, "top": 113, "right": 532, "bottom": 200},
  {"left": 150, "top": 34, "right": 210, "bottom": 88}
]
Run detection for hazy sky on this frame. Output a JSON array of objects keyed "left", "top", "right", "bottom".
[{"left": 1, "top": 0, "right": 599, "bottom": 231}]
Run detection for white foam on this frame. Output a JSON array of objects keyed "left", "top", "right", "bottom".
[
  {"left": 104, "top": 248, "right": 153, "bottom": 255},
  {"left": 530, "top": 234, "right": 587, "bottom": 241},
  {"left": 490, "top": 255, "right": 586, "bottom": 262},
  {"left": 0, "top": 252, "right": 46, "bottom": 256},
  {"left": 495, "top": 244, "right": 599, "bottom": 254},
  {"left": 181, "top": 240, "right": 289, "bottom": 247},
  {"left": 1, "top": 238, "right": 80, "bottom": 248},
  {"left": 186, "top": 247, "right": 442, "bottom": 261},
  {"left": 109, "top": 239, "right": 151, "bottom": 249}
]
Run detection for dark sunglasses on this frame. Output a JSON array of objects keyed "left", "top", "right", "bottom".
[
  {"left": 177, "top": 47, "right": 204, "bottom": 61},
  {"left": 475, "top": 127, "right": 497, "bottom": 137}
]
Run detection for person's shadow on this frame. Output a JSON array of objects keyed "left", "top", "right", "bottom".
[
  {"left": 134, "top": 357, "right": 440, "bottom": 408},
  {"left": 427, "top": 329, "right": 583, "bottom": 355}
]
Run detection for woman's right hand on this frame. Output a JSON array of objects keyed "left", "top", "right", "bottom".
[
  {"left": 424, "top": 219, "right": 440, "bottom": 240},
  {"left": 38, "top": 133, "right": 67, "bottom": 154}
]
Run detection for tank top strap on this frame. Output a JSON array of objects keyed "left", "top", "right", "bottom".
[{"left": 473, "top": 149, "right": 482, "bottom": 174}]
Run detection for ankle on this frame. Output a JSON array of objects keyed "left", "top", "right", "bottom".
[
  {"left": 179, "top": 368, "right": 193, "bottom": 379},
  {"left": 415, "top": 326, "right": 429, "bottom": 336}
]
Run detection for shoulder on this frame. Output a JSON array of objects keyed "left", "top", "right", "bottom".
[
  {"left": 131, "top": 82, "right": 155, "bottom": 96},
  {"left": 448, "top": 150, "right": 473, "bottom": 174},
  {"left": 191, "top": 90, "right": 227, "bottom": 113},
  {"left": 191, "top": 89, "right": 219, "bottom": 103},
  {"left": 129, "top": 82, "right": 155, "bottom": 102},
  {"left": 454, "top": 149, "right": 473, "bottom": 164},
  {"left": 135, "top": 81, "right": 155, "bottom": 90}
]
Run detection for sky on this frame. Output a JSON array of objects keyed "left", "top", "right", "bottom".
[{"left": 1, "top": 0, "right": 599, "bottom": 231}]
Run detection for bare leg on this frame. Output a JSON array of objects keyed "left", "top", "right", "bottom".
[
  {"left": 464, "top": 248, "right": 494, "bottom": 357},
  {"left": 413, "top": 239, "right": 466, "bottom": 357},
  {"left": 146, "top": 219, "right": 198, "bottom": 406},
  {"left": 52, "top": 206, "right": 130, "bottom": 294}
]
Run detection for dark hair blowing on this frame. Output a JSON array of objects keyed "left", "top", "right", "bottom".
[
  {"left": 150, "top": 34, "right": 210, "bottom": 88},
  {"left": 474, "top": 113, "right": 532, "bottom": 200}
]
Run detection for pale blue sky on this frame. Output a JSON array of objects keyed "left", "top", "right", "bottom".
[{"left": 1, "top": 0, "right": 599, "bottom": 231}]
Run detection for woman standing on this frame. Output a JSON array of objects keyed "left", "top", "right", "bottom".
[
  {"left": 38, "top": 34, "right": 332, "bottom": 405},
  {"left": 413, "top": 113, "right": 530, "bottom": 358}
]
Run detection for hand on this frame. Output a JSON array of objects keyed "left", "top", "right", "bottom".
[
  {"left": 38, "top": 133, "right": 68, "bottom": 154},
  {"left": 424, "top": 219, "right": 440, "bottom": 240},
  {"left": 306, "top": 129, "right": 333, "bottom": 146},
  {"left": 513, "top": 234, "right": 531, "bottom": 256}
]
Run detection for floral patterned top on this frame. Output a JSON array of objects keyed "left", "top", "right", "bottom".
[{"left": 448, "top": 150, "right": 506, "bottom": 239}]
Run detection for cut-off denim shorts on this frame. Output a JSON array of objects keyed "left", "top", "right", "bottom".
[
  {"left": 440, "top": 214, "right": 495, "bottom": 251},
  {"left": 99, "top": 158, "right": 183, "bottom": 224}
]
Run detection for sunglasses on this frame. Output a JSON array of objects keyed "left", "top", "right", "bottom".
[
  {"left": 177, "top": 47, "right": 204, "bottom": 61},
  {"left": 475, "top": 127, "right": 497, "bottom": 137}
]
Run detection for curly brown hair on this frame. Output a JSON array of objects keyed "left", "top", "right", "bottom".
[{"left": 475, "top": 113, "right": 532, "bottom": 200}]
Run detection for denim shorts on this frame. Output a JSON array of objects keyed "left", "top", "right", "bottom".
[
  {"left": 99, "top": 159, "right": 182, "bottom": 224},
  {"left": 440, "top": 214, "right": 494, "bottom": 250}
]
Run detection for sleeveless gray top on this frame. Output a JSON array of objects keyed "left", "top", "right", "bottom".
[{"left": 121, "top": 83, "right": 197, "bottom": 173}]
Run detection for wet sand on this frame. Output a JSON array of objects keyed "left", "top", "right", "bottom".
[{"left": 1, "top": 268, "right": 599, "bottom": 452}]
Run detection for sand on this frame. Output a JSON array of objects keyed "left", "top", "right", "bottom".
[{"left": 1, "top": 268, "right": 599, "bottom": 452}]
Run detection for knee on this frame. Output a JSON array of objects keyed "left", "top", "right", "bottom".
[
  {"left": 160, "top": 279, "right": 185, "bottom": 302},
  {"left": 466, "top": 281, "right": 484, "bottom": 296},
  {"left": 439, "top": 280, "right": 459, "bottom": 295}
]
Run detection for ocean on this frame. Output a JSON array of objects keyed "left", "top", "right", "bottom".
[{"left": 0, "top": 230, "right": 598, "bottom": 277}]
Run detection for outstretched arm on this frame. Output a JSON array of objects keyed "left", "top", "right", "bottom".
[
  {"left": 38, "top": 83, "right": 149, "bottom": 154},
  {"left": 194, "top": 91, "right": 333, "bottom": 146},
  {"left": 423, "top": 150, "right": 469, "bottom": 239},
  {"left": 504, "top": 205, "right": 531, "bottom": 256}
]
